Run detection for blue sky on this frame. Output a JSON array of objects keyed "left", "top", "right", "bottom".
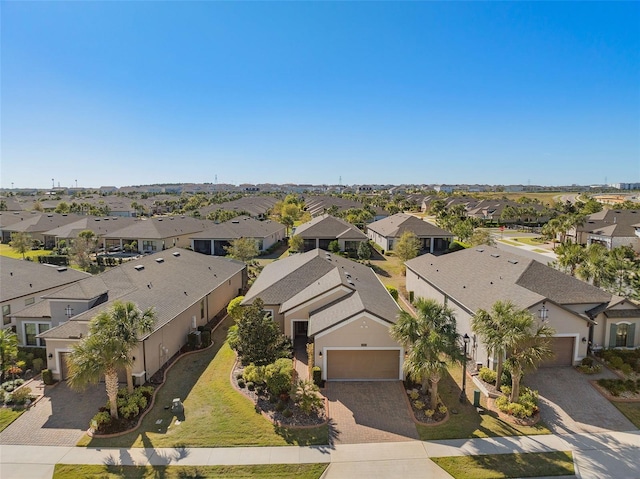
[{"left": 2, "top": 1, "right": 639, "bottom": 189}]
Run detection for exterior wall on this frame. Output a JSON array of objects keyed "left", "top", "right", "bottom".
[
  {"left": 593, "top": 315, "right": 640, "bottom": 350},
  {"left": 282, "top": 288, "right": 349, "bottom": 337},
  {"left": 367, "top": 230, "right": 391, "bottom": 252},
  {"left": 45, "top": 337, "right": 84, "bottom": 381},
  {"left": 528, "top": 301, "right": 588, "bottom": 363},
  {"left": 1, "top": 284, "right": 81, "bottom": 328},
  {"left": 49, "top": 299, "right": 95, "bottom": 328},
  {"left": 314, "top": 313, "right": 402, "bottom": 380},
  {"left": 15, "top": 317, "right": 51, "bottom": 347}
]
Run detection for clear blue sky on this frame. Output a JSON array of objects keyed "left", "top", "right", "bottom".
[{"left": 2, "top": 1, "right": 639, "bottom": 189}]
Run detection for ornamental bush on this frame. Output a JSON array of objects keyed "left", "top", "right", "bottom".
[
  {"left": 264, "top": 358, "right": 293, "bottom": 396},
  {"left": 479, "top": 367, "right": 497, "bottom": 385}
]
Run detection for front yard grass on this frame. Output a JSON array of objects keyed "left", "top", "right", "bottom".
[
  {"left": 511, "top": 237, "right": 547, "bottom": 246},
  {"left": 54, "top": 464, "right": 328, "bottom": 479},
  {"left": 77, "top": 316, "right": 328, "bottom": 448},
  {"left": 0, "top": 244, "right": 53, "bottom": 260},
  {"left": 612, "top": 402, "right": 640, "bottom": 429},
  {"left": 0, "top": 408, "right": 24, "bottom": 432},
  {"left": 417, "top": 364, "right": 550, "bottom": 441},
  {"left": 431, "top": 451, "right": 574, "bottom": 479}
]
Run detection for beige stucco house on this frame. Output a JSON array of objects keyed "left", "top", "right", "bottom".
[
  {"left": 292, "top": 214, "right": 368, "bottom": 254},
  {"left": 37, "top": 249, "right": 246, "bottom": 383},
  {"left": 405, "top": 246, "right": 640, "bottom": 370},
  {"left": 242, "top": 249, "right": 403, "bottom": 381}
]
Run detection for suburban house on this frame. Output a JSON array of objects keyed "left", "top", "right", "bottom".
[
  {"left": 36, "top": 249, "right": 247, "bottom": 383},
  {"left": 366, "top": 213, "right": 453, "bottom": 254},
  {"left": 102, "top": 216, "right": 208, "bottom": 253},
  {"left": 293, "top": 214, "right": 368, "bottom": 253},
  {"left": 573, "top": 209, "right": 640, "bottom": 252},
  {"left": 1, "top": 213, "right": 84, "bottom": 248},
  {"left": 303, "top": 196, "right": 388, "bottom": 220},
  {"left": 405, "top": 246, "right": 640, "bottom": 370},
  {"left": 1, "top": 256, "right": 90, "bottom": 331},
  {"left": 198, "top": 196, "right": 279, "bottom": 220},
  {"left": 242, "top": 249, "right": 403, "bottom": 381},
  {"left": 190, "top": 216, "right": 286, "bottom": 256},
  {"left": 41, "top": 216, "right": 139, "bottom": 249}
]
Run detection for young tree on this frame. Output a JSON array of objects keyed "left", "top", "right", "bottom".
[
  {"left": 394, "top": 231, "right": 421, "bottom": 266},
  {"left": 288, "top": 234, "right": 304, "bottom": 253},
  {"left": 71, "top": 230, "right": 98, "bottom": 271},
  {"left": 391, "top": 298, "right": 462, "bottom": 409},
  {"left": 0, "top": 329, "right": 19, "bottom": 382},
  {"left": 328, "top": 240, "right": 341, "bottom": 253},
  {"left": 229, "top": 298, "right": 290, "bottom": 366},
  {"left": 9, "top": 232, "right": 31, "bottom": 259},
  {"left": 67, "top": 301, "right": 156, "bottom": 416},
  {"left": 225, "top": 237, "right": 259, "bottom": 264},
  {"left": 357, "top": 241, "right": 372, "bottom": 261},
  {"left": 468, "top": 229, "right": 495, "bottom": 247}
]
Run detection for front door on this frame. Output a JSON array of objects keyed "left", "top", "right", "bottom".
[{"left": 294, "top": 321, "right": 308, "bottom": 337}]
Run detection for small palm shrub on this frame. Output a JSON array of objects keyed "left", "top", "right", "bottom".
[{"left": 479, "top": 367, "right": 497, "bottom": 385}]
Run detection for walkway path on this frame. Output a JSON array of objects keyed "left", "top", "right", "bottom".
[{"left": 1, "top": 430, "right": 639, "bottom": 479}]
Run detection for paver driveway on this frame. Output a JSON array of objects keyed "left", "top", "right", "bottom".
[
  {"left": 524, "top": 367, "right": 636, "bottom": 434},
  {"left": 0, "top": 381, "right": 106, "bottom": 446},
  {"left": 324, "top": 381, "right": 419, "bottom": 444}
]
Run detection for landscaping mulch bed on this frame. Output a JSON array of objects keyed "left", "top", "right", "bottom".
[
  {"left": 404, "top": 382, "right": 447, "bottom": 424},
  {"left": 232, "top": 362, "right": 326, "bottom": 428}
]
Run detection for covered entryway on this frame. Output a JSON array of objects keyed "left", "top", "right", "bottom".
[
  {"left": 540, "top": 337, "right": 575, "bottom": 367},
  {"left": 326, "top": 349, "right": 400, "bottom": 380}
]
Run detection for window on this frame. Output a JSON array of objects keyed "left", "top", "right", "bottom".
[
  {"left": 264, "top": 309, "right": 274, "bottom": 320},
  {"left": 142, "top": 240, "right": 156, "bottom": 252},
  {"left": 25, "top": 298, "right": 35, "bottom": 306},
  {"left": 200, "top": 300, "right": 205, "bottom": 319},
  {"left": 2, "top": 304, "right": 10, "bottom": 326},
  {"left": 616, "top": 323, "right": 629, "bottom": 347},
  {"left": 24, "top": 322, "right": 50, "bottom": 347}
]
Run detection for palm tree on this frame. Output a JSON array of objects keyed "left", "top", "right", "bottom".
[
  {"left": 391, "top": 298, "right": 462, "bottom": 410},
  {"left": 554, "top": 241, "right": 586, "bottom": 276},
  {"left": 471, "top": 300, "right": 520, "bottom": 387},
  {"left": 67, "top": 301, "right": 156, "bottom": 418},
  {"left": 577, "top": 243, "right": 611, "bottom": 287},
  {"left": 541, "top": 218, "right": 562, "bottom": 248},
  {"left": 104, "top": 301, "right": 156, "bottom": 393},
  {"left": 504, "top": 312, "right": 554, "bottom": 401}
]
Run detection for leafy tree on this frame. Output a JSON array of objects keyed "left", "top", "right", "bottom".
[
  {"left": 71, "top": 230, "right": 98, "bottom": 271},
  {"left": 357, "top": 241, "right": 371, "bottom": 261},
  {"left": 9, "top": 232, "right": 31, "bottom": 259},
  {"left": 452, "top": 219, "right": 475, "bottom": 242},
  {"left": 0, "top": 200, "right": 7, "bottom": 211},
  {"left": 227, "top": 296, "right": 245, "bottom": 321},
  {"left": 54, "top": 201, "right": 70, "bottom": 214},
  {"left": 390, "top": 298, "right": 462, "bottom": 409},
  {"left": 394, "top": 231, "right": 421, "bottom": 266},
  {"left": 468, "top": 229, "right": 495, "bottom": 247},
  {"left": 328, "top": 240, "right": 341, "bottom": 253},
  {"left": 229, "top": 298, "right": 291, "bottom": 366},
  {"left": 0, "top": 329, "right": 19, "bottom": 382},
  {"left": 288, "top": 234, "right": 304, "bottom": 253},
  {"left": 225, "top": 237, "right": 259, "bottom": 263},
  {"left": 32, "top": 201, "right": 44, "bottom": 212}
]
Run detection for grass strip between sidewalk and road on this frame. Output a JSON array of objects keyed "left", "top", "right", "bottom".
[
  {"left": 0, "top": 408, "right": 24, "bottom": 432},
  {"left": 53, "top": 463, "right": 328, "bottom": 479},
  {"left": 431, "top": 451, "right": 574, "bottom": 479}
]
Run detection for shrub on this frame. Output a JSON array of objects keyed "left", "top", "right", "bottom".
[
  {"left": 91, "top": 411, "right": 112, "bottom": 431},
  {"left": 478, "top": 367, "right": 497, "bottom": 385},
  {"left": 408, "top": 390, "right": 420, "bottom": 401},
  {"left": 268, "top": 394, "right": 278, "bottom": 404},
  {"left": 2, "top": 382, "right": 15, "bottom": 393},
  {"left": 246, "top": 382, "right": 255, "bottom": 391},
  {"left": 495, "top": 387, "right": 539, "bottom": 419},
  {"left": 578, "top": 363, "right": 602, "bottom": 374},
  {"left": 282, "top": 408, "right": 293, "bottom": 418},
  {"left": 237, "top": 379, "right": 246, "bottom": 388},
  {"left": 293, "top": 380, "right": 323, "bottom": 416},
  {"left": 243, "top": 363, "right": 265, "bottom": 385},
  {"left": 11, "top": 387, "right": 32, "bottom": 405},
  {"left": 413, "top": 400, "right": 425, "bottom": 410},
  {"left": 236, "top": 372, "right": 244, "bottom": 381},
  {"left": 438, "top": 405, "right": 448, "bottom": 414},
  {"left": 328, "top": 240, "right": 341, "bottom": 253},
  {"left": 275, "top": 400, "right": 286, "bottom": 412},
  {"left": 425, "top": 409, "right": 435, "bottom": 418},
  {"left": 201, "top": 330, "right": 212, "bottom": 347},
  {"left": 264, "top": 358, "right": 293, "bottom": 396},
  {"left": 42, "top": 369, "right": 54, "bottom": 385},
  {"left": 581, "top": 357, "right": 594, "bottom": 367},
  {"left": 32, "top": 358, "right": 44, "bottom": 373},
  {"left": 609, "top": 356, "right": 624, "bottom": 370},
  {"left": 187, "top": 332, "right": 200, "bottom": 350},
  {"left": 0, "top": 389, "right": 4, "bottom": 404},
  {"left": 386, "top": 286, "right": 399, "bottom": 301},
  {"left": 312, "top": 366, "right": 322, "bottom": 387},
  {"left": 620, "top": 363, "right": 633, "bottom": 376}
]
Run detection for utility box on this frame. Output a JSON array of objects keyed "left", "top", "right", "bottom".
[
  {"left": 171, "top": 398, "right": 184, "bottom": 413},
  {"left": 473, "top": 390, "right": 481, "bottom": 408}
]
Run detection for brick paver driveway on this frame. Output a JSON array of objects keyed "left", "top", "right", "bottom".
[
  {"left": 324, "top": 381, "right": 419, "bottom": 444},
  {"left": 0, "top": 382, "right": 106, "bottom": 446},
  {"left": 524, "top": 367, "right": 636, "bottom": 434}
]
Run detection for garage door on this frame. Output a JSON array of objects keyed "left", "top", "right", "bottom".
[
  {"left": 540, "top": 337, "right": 575, "bottom": 367},
  {"left": 327, "top": 350, "right": 400, "bottom": 380}
]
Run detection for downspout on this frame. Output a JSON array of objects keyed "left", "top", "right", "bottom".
[{"left": 143, "top": 340, "right": 148, "bottom": 383}]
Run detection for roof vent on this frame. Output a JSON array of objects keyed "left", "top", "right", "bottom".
[
  {"left": 155, "top": 258, "right": 164, "bottom": 263},
  {"left": 476, "top": 249, "right": 484, "bottom": 252},
  {"left": 134, "top": 265, "right": 145, "bottom": 271},
  {"left": 172, "top": 251, "right": 180, "bottom": 257},
  {"left": 491, "top": 254, "right": 500, "bottom": 258},
  {"left": 57, "top": 267, "right": 67, "bottom": 272},
  {"left": 508, "top": 259, "right": 518, "bottom": 264}
]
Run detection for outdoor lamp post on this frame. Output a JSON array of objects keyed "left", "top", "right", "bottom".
[{"left": 459, "top": 333, "right": 470, "bottom": 403}]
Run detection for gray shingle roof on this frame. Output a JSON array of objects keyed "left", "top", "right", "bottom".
[
  {"left": 604, "top": 309, "right": 640, "bottom": 319},
  {"left": 39, "top": 249, "right": 246, "bottom": 340},
  {"left": 0, "top": 256, "right": 90, "bottom": 302},
  {"left": 366, "top": 213, "right": 453, "bottom": 238},
  {"left": 581, "top": 209, "right": 640, "bottom": 239},
  {"left": 3, "top": 213, "right": 85, "bottom": 234},
  {"left": 103, "top": 216, "right": 207, "bottom": 239},
  {"left": 191, "top": 216, "right": 285, "bottom": 240},
  {"left": 406, "top": 246, "right": 612, "bottom": 313},
  {"left": 43, "top": 216, "right": 138, "bottom": 239},
  {"left": 293, "top": 214, "right": 367, "bottom": 240}
]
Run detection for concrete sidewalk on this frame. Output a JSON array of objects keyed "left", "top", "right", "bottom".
[{"left": 2, "top": 430, "right": 639, "bottom": 479}]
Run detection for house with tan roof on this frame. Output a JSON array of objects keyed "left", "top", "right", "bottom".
[
  {"left": 36, "top": 249, "right": 246, "bottom": 383},
  {"left": 366, "top": 213, "right": 453, "bottom": 254},
  {"left": 190, "top": 216, "right": 286, "bottom": 256},
  {"left": 406, "top": 246, "right": 639, "bottom": 369},
  {"left": 242, "top": 249, "right": 403, "bottom": 381},
  {"left": 293, "top": 214, "right": 368, "bottom": 253}
]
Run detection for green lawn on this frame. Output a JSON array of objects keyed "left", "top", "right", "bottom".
[
  {"left": 431, "top": 451, "right": 574, "bottom": 479},
  {"left": 612, "top": 402, "right": 640, "bottom": 429},
  {"left": 54, "top": 464, "right": 328, "bottom": 479},
  {"left": 78, "top": 316, "right": 328, "bottom": 448},
  {"left": 510, "top": 237, "right": 547, "bottom": 246},
  {"left": 0, "top": 408, "right": 24, "bottom": 432},
  {"left": 497, "top": 239, "right": 521, "bottom": 247},
  {"left": 0, "top": 244, "right": 53, "bottom": 260},
  {"left": 417, "top": 364, "right": 551, "bottom": 441}
]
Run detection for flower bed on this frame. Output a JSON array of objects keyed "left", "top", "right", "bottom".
[
  {"left": 90, "top": 385, "right": 156, "bottom": 435},
  {"left": 232, "top": 361, "right": 326, "bottom": 428},
  {"left": 593, "top": 378, "right": 640, "bottom": 401},
  {"left": 595, "top": 349, "right": 640, "bottom": 379},
  {"left": 403, "top": 380, "right": 447, "bottom": 424}
]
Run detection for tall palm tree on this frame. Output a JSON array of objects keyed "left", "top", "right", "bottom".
[
  {"left": 541, "top": 218, "right": 562, "bottom": 248},
  {"left": 504, "top": 312, "right": 554, "bottom": 402},
  {"left": 391, "top": 298, "right": 462, "bottom": 410},
  {"left": 102, "top": 301, "right": 156, "bottom": 393},
  {"left": 471, "top": 300, "right": 521, "bottom": 387},
  {"left": 67, "top": 301, "right": 156, "bottom": 418},
  {"left": 577, "top": 243, "right": 611, "bottom": 287},
  {"left": 554, "top": 241, "right": 586, "bottom": 276}
]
